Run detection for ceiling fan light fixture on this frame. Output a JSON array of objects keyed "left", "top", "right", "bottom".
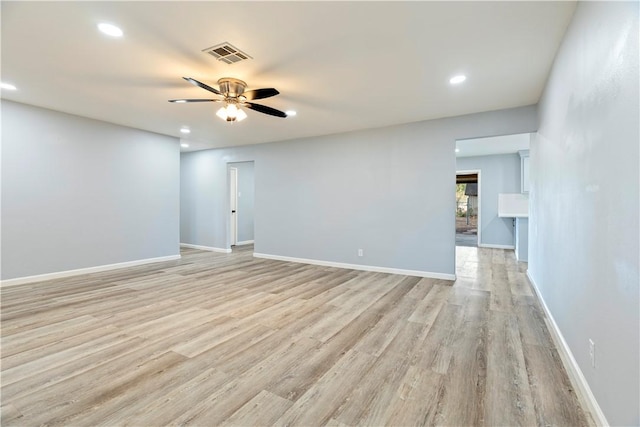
[
  {"left": 236, "top": 108, "right": 247, "bottom": 121},
  {"left": 216, "top": 104, "right": 247, "bottom": 122},
  {"left": 227, "top": 103, "right": 239, "bottom": 119},
  {"left": 216, "top": 107, "right": 228, "bottom": 120}
]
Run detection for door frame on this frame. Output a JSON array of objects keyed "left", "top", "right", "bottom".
[
  {"left": 229, "top": 166, "right": 238, "bottom": 247},
  {"left": 455, "top": 169, "right": 482, "bottom": 246}
]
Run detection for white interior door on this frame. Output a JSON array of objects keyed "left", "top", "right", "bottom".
[{"left": 230, "top": 167, "right": 238, "bottom": 246}]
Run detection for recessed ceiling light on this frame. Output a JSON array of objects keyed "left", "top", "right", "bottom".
[
  {"left": 285, "top": 110, "right": 297, "bottom": 117},
  {"left": 98, "top": 23, "right": 123, "bottom": 37},
  {"left": 449, "top": 75, "right": 466, "bottom": 85},
  {"left": 455, "top": 148, "right": 460, "bottom": 153},
  {"left": 180, "top": 128, "right": 191, "bottom": 134},
  {"left": 181, "top": 143, "right": 189, "bottom": 148},
  {"left": 175, "top": 100, "right": 187, "bottom": 104},
  {"left": 1, "top": 82, "right": 17, "bottom": 91}
]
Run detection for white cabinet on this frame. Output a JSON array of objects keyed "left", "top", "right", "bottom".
[
  {"left": 498, "top": 193, "right": 528, "bottom": 218},
  {"left": 519, "top": 150, "right": 530, "bottom": 193}
]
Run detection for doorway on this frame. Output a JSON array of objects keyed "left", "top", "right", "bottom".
[
  {"left": 456, "top": 171, "right": 480, "bottom": 247},
  {"left": 228, "top": 161, "right": 255, "bottom": 251},
  {"left": 229, "top": 167, "right": 238, "bottom": 247}
]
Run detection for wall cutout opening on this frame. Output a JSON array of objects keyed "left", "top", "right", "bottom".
[{"left": 456, "top": 133, "right": 531, "bottom": 251}]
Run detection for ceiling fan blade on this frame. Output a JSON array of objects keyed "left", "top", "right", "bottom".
[
  {"left": 244, "top": 102, "right": 288, "bottom": 118},
  {"left": 183, "top": 77, "right": 221, "bottom": 95},
  {"left": 241, "top": 88, "right": 279, "bottom": 101},
  {"left": 168, "top": 99, "right": 219, "bottom": 103}
]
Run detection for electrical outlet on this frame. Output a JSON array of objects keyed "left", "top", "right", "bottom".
[
  {"left": 358, "top": 249, "right": 363, "bottom": 257},
  {"left": 589, "top": 339, "right": 595, "bottom": 368}
]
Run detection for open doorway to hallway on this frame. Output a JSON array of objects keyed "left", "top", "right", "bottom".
[
  {"left": 455, "top": 132, "right": 531, "bottom": 252},
  {"left": 456, "top": 172, "right": 479, "bottom": 247}
]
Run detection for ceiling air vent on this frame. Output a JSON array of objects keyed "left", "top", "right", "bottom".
[{"left": 203, "top": 42, "right": 252, "bottom": 64}]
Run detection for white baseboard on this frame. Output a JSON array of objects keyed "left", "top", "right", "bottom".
[
  {"left": 515, "top": 251, "right": 528, "bottom": 262},
  {"left": 0, "top": 254, "right": 181, "bottom": 287},
  {"left": 235, "top": 240, "right": 255, "bottom": 246},
  {"left": 526, "top": 270, "right": 609, "bottom": 426},
  {"left": 253, "top": 252, "right": 455, "bottom": 280},
  {"left": 180, "top": 243, "right": 231, "bottom": 253},
  {"left": 479, "top": 243, "right": 515, "bottom": 250}
]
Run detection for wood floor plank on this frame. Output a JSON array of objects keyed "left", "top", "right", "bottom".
[
  {"left": 484, "top": 310, "right": 537, "bottom": 426},
  {"left": 1, "top": 314, "right": 99, "bottom": 358},
  {"left": 407, "top": 283, "right": 450, "bottom": 324},
  {"left": 56, "top": 353, "right": 216, "bottom": 426},
  {"left": 0, "top": 245, "right": 595, "bottom": 426},
  {"left": 114, "top": 366, "right": 234, "bottom": 426},
  {"left": 120, "top": 307, "right": 215, "bottom": 341},
  {"left": 225, "top": 291, "right": 292, "bottom": 319},
  {"left": 514, "top": 295, "right": 556, "bottom": 348},
  {"left": 382, "top": 364, "right": 444, "bottom": 426},
  {"left": 249, "top": 296, "right": 312, "bottom": 329},
  {"left": 350, "top": 283, "right": 423, "bottom": 357},
  {"left": 266, "top": 277, "right": 415, "bottom": 402},
  {"left": 93, "top": 299, "right": 183, "bottom": 328},
  {"left": 170, "top": 337, "right": 323, "bottom": 426},
  {"left": 508, "top": 270, "right": 533, "bottom": 297},
  {"left": 0, "top": 403, "right": 24, "bottom": 426},
  {"left": 273, "top": 349, "right": 376, "bottom": 427},
  {"left": 3, "top": 292, "right": 146, "bottom": 336},
  {"left": 324, "top": 417, "right": 350, "bottom": 427},
  {"left": 206, "top": 306, "right": 334, "bottom": 377},
  {"left": 332, "top": 344, "right": 412, "bottom": 425},
  {"left": 1, "top": 326, "right": 125, "bottom": 381},
  {"left": 434, "top": 291, "right": 490, "bottom": 426},
  {"left": 404, "top": 276, "right": 436, "bottom": 300},
  {"left": 19, "top": 351, "right": 187, "bottom": 427},
  {"left": 171, "top": 314, "right": 266, "bottom": 358},
  {"left": 489, "top": 262, "right": 514, "bottom": 312},
  {"left": 1, "top": 335, "right": 148, "bottom": 403},
  {"left": 410, "top": 302, "right": 465, "bottom": 374},
  {"left": 524, "top": 343, "right": 594, "bottom": 426},
  {"left": 292, "top": 270, "right": 360, "bottom": 300},
  {"left": 221, "top": 390, "right": 293, "bottom": 427}
]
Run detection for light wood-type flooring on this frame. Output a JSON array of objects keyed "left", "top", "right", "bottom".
[{"left": 1, "top": 245, "right": 593, "bottom": 426}]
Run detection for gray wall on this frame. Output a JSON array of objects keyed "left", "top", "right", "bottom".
[
  {"left": 1, "top": 100, "right": 180, "bottom": 280},
  {"left": 456, "top": 153, "right": 521, "bottom": 247},
  {"left": 180, "top": 105, "right": 537, "bottom": 277},
  {"left": 231, "top": 161, "right": 255, "bottom": 243},
  {"left": 530, "top": 2, "right": 639, "bottom": 425}
]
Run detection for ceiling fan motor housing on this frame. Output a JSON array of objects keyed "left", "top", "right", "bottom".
[{"left": 218, "top": 77, "right": 246, "bottom": 98}]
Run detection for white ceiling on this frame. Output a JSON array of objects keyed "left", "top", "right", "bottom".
[
  {"left": 1, "top": 2, "right": 576, "bottom": 151},
  {"left": 456, "top": 133, "right": 530, "bottom": 158}
]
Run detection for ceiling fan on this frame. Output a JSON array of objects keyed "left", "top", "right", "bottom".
[{"left": 169, "top": 77, "right": 287, "bottom": 122}]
